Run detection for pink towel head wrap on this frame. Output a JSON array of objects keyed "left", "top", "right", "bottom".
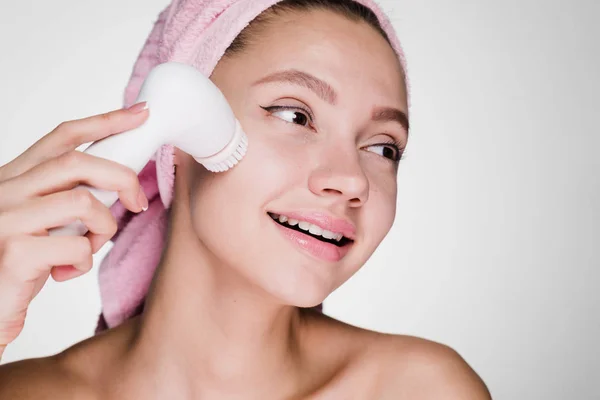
[{"left": 95, "top": 0, "right": 409, "bottom": 333}]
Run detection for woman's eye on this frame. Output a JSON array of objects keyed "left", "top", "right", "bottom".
[
  {"left": 366, "top": 144, "right": 402, "bottom": 162},
  {"left": 262, "top": 106, "right": 312, "bottom": 127}
]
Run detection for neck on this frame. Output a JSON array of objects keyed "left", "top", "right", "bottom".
[{"left": 122, "top": 199, "right": 306, "bottom": 397}]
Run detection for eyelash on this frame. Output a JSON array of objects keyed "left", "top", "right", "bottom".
[
  {"left": 260, "top": 105, "right": 406, "bottom": 163},
  {"left": 377, "top": 139, "right": 406, "bottom": 163},
  {"left": 261, "top": 105, "right": 315, "bottom": 127}
]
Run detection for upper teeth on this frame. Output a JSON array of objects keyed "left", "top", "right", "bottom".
[{"left": 270, "top": 213, "right": 344, "bottom": 242}]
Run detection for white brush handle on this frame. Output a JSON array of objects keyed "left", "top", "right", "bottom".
[
  {"left": 49, "top": 120, "right": 162, "bottom": 237},
  {"left": 46, "top": 62, "right": 247, "bottom": 238}
]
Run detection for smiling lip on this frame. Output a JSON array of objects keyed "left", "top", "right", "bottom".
[
  {"left": 271, "top": 219, "right": 353, "bottom": 262},
  {"left": 269, "top": 211, "right": 356, "bottom": 240},
  {"left": 267, "top": 211, "right": 356, "bottom": 262}
]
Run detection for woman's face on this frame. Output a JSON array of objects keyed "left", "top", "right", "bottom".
[{"left": 179, "top": 9, "right": 408, "bottom": 307}]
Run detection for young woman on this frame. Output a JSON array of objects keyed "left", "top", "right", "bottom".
[{"left": 0, "top": 0, "right": 491, "bottom": 398}]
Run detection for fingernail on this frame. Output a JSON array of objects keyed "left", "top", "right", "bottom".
[
  {"left": 137, "top": 188, "right": 149, "bottom": 211},
  {"left": 127, "top": 101, "right": 148, "bottom": 114}
]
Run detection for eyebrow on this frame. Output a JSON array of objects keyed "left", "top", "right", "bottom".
[
  {"left": 253, "top": 69, "right": 338, "bottom": 105},
  {"left": 253, "top": 69, "right": 410, "bottom": 133},
  {"left": 372, "top": 107, "right": 410, "bottom": 133}
]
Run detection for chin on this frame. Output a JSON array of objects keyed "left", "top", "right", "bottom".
[
  {"left": 288, "top": 290, "right": 328, "bottom": 309},
  {"left": 253, "top": 262, "right": 339, "bottom": 309}
]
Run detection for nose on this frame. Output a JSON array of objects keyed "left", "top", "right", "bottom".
[{"left": 308, "top": 146, "right": 369, "bottom": 207}]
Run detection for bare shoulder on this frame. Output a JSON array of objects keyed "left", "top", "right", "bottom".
[
  {"left": 372, "top": 334, "right": 492, "bottom": 399},
  {"left": 304, "top": 312, "right": 491, "bottom": 399},
  {"left": 0, "top": 324, "right": 126, "bottom": 400},
  {"left": 0, "top": 353, "right": 96, "bottom": 400}
]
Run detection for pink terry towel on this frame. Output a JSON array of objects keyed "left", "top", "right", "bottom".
[{"left": 95, "top": 0, "right": 409, "bottom": 333}]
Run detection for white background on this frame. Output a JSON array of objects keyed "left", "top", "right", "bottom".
[{"left": 1, "top": 1, "right": 598, "bottom": 398}]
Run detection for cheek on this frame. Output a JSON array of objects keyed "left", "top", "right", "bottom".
[
  {"left": 365, "top": 169, "right": 398, "bottom": 239},
  {"left": 233, "top": 117, "right": 312, "bottom": 195},
  {"left": 236, "top": 131, "right": 305, "bottom": 198},
  {"left": 189, "top": 125, "right": 305, "bottom": 240}
]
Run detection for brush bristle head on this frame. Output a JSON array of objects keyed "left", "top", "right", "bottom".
[{"left": 197, "top": 120, "right": 248, "bottom": 172}]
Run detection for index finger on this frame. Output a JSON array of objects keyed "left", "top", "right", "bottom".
[{"left": 3, "top": 102, "right": 148, "bottom": 179}]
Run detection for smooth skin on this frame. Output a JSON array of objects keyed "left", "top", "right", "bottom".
[{"left": 0, "top": 9, "right": 491, "bottom": 399}]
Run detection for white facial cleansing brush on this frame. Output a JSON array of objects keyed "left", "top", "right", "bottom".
[{"left": 49, "top": 62, "right": 248, "bottom": 237}]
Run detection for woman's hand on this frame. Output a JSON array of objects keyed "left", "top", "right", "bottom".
[{"left": 0, "top": 103, "right": 149, "bottom": 360}]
